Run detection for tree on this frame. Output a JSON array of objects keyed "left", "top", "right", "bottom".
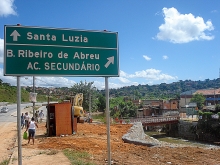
[
  {"left": 118, "top": 101, "right": 137, "bottom": 118},
  {"left": 215, "top": 104, "right": 220, "bottom": 113},
  {"left": 109, "top": 97, "right": 137, "bottom": 118},
  {"left": 96, "top": 94, "right": 106, "bottom": 112},
  {"left": 190, "top": 93, "right": 205, "bottom": 109}
]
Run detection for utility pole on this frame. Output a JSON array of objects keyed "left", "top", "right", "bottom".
[
  {"left": 89, "top": 92, "right": 91, "bottom": 114},
  {"left": 214, "top": 89, "right": 216, "bottom": 105},
  {"left": 33, "top": 76, "right": 35, "bottom": 117}
]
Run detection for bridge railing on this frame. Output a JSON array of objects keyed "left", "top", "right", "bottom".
[{"left": 114, "top": 116, "right": 180, "bottom": 124}]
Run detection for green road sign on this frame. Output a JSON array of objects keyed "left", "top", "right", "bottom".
[{"left": 4, "top": 25, "right": 119, "bottom": 76}]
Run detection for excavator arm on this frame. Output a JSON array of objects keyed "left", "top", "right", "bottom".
[{"left": 72, "top": 93, "right": 85, "bottom": 123}]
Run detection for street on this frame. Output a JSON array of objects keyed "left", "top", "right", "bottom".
[{"left": 0, "top": 103, "right": 47, "bottom": 122}]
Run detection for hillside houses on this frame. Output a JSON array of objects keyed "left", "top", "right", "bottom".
[
  {"left": 179, "top": 88, "right": 220, "bottom": 107},
  {"left": 134, "top": 88, "right": 220, "bottom": 118},
  {"left": 135, "top": 99, "right": 179, "bottom": 118}
]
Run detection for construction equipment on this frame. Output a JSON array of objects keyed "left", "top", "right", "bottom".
[{"left": 72, "top": 93, "right": 85, "bottom": 123}]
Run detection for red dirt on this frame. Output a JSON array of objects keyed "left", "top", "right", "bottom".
[{"left": 21, "top": 122, "right": 220, "bottom": 165}]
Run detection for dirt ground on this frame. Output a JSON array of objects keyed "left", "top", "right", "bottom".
[{"left": 1, "top": 118, "right": 220, "bottom": 164}]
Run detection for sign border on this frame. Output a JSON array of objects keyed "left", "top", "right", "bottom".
[{"left": 4, "top": 25, "right": 119, "bottom": 77}]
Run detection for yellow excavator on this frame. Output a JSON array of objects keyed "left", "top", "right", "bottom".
[{"left": 72, "top": 93, "right": 85, "bottom": 123}]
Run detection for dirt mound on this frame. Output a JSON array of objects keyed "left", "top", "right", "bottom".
[{"left": 122, "top": 122, "right": 160, "bottom": 147}]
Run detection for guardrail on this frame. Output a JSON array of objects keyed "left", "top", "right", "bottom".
[{"left": 115, "top": 116, "right": 180, "bottom": 125}]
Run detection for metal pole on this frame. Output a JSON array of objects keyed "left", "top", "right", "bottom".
[
  {"left": 33, "top": 76, "right": 35, "bottom": 117},
  {"left": 47, "top": 93, "right": 50, "bottom": 136},
  {"left": 89, "top": 92, "right": 91, "bottom": 114},
  {"left": 105, "top": 77, "right": 111, "bottom": 165},
  {"left": 214, "top": 89, "right": 216, "bottom": 105},
  {"left": 17, "top": 76, "right": 22, "bottom": 165}
]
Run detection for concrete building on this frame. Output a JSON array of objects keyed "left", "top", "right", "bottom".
[
  {"left": 180, "top": 88, "right": 220, "bottom": 108},
  {"left": 136, "top": 99, "right": 179, "bottom": 117}
]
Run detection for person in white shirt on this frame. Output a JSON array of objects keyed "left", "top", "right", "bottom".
[
  {"left": 24, "top": 112, "right": 30, "bottom": 129},
  {"left": 25, "top": 117, "right": 38, "bottom": 145}
]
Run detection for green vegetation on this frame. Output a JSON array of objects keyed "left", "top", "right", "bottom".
[
  {"left": 0, "top": 84, "right": 29, "bottom": 103},
  {"left": 1, "top": 78, "right": 220, "bottom": 119},
  {"left": 190, "top": 93, "right": 206, "bottom": 109},
  {"left": 198, "top": 110, "right": 214, "bottom": 120},
  {"left": 99, "top": 78, "right": 220, "bottom": 100},
  {"left": 109, "top": 97, "right": 137, "bottom": 118},
  {"left": 0, "top": 80, "right": 58, "bottom": 103},
  {"left": 0, "top": 158, "right": 10, "bottom": 165},
  {"left": 197, "top": 110, "right": 220, "bottom": 139},
  {"left": 215, "top": 104, "right": 220, "bottom": 112},
  {"left": 63, "top": 149, "right": 95, "bottom": 165},
  {"left": 92, "top": 113, "right": 105, "bottom": 123}
]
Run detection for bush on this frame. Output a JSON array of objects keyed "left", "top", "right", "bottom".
[{"left": 198, "top": 111, "right": 213, "bottom": 120}]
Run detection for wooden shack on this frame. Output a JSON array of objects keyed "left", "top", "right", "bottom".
[{"left": 47, "top": 102, "right": 77, "bottom": 136}]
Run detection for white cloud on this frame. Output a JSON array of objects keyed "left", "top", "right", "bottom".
[
  {"left": 111, "top": 69, "right": 178, "bottom": 88},
  {"left": 0, "top": 67, "right": 178, "bottom": 90},
  {"left": 156, "top": 7, "right": 214, "bottom": 43},
  {"left": 93, "top": 80, "right": 105, "bottom": 89},
  {"left": 127, "top": 68, "right": 178, "bottom": 81},
  {"left": 120, "top": 70, "right": 128, "bottom": 77},
  {"left": 0, "top": 39, "right": 3, "bottom": 64},
  {"left": 34, "top": 77, "right": 76, "bottom": 87},
  {"left": 0, "top": 68, "right": 76, "bottom": 87},
  {"left": 0, "top": 0, "right": 17, "bottom": 17},
  {"left": 118, "top": 77, "right": 130, "bottom": 83},
  {"left": 143, "top": 55, "right": 151, "bottom": 61},
  {"left": 163, "top": 55, "right": 168, "bottom": 59}
]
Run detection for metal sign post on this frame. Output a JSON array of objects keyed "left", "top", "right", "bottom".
[
  {"left": 105, "top": 77, "right": 111, "bottom": 165},
  {"left": 17, "top": 76, "right": 22, "bottom": 165},
  {"left": 33, "top": 76, "right": 35, "bottom": 117}
]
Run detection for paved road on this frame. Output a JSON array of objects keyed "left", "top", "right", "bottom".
[{"left": 0, "top": 102, "right": 47, "bottom": 123}]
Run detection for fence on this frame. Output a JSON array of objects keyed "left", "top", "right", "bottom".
[{"left": 115, "top": 116, "right": 180, "bottom": 125}]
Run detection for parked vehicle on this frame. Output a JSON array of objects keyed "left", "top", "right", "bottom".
[{"left": 1, "top": 106, "right": 9, "bottom": 113}]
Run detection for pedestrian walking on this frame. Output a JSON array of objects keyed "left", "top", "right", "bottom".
[
  {"left": 35, "top": 110, "right": 39, "bottom": 123},
  {"left": 25, "top": 117, "right": 38, "bottom": 145},
  {"left": 39, "top": 110, "right": 44, "bottom": 122},
  {"left": 24, "top": 112, "right": 30, "bottom": 129}
]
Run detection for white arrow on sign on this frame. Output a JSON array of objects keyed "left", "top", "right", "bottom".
[
  {"left": 10, "top": 30, "right": 21, "bottom": 41},
  {"left": 105, "top": 56, "right": 114, "bottom": 68}
]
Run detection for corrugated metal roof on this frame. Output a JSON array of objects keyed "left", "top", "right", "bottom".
[
  {"left": 180, "top": 90, "right": 196, "bottom": 96},
  {"left": 195, "top": 88, "right": 220, "bottom": 95},
  {"left": 180, "top": 88, "right": 220, "bottom": 96}
]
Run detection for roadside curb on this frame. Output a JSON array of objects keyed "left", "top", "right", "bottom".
[{"left": 8, "top": 136, "right": 18, "bottom": 165}]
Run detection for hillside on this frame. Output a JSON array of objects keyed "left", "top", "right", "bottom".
[
  {"left": 0, "top": 85, "right": 29, "bottom": 103},
  {"left": 0, "top": 83, "right": 49, "bottom": 103},
  {"left": 99, "top": 78, "right": 220, "bottom": 100},
  {"left": 1, "top": 78, "right": 220, "bottom": 103}
]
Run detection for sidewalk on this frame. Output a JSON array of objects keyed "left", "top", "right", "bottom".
[{"left": 8, "top": 118, "right": 70, "bottom": 165}]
